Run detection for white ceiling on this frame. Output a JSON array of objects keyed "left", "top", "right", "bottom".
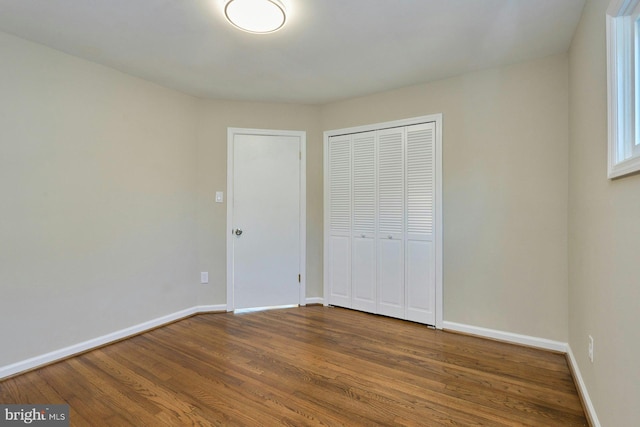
[{"left": 0, "top": 0, "right": 585, "bottom": 104}]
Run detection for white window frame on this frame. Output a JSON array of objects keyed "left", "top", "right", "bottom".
[{"left": 607, "top": 0, "right": 640, "bottom": 178}]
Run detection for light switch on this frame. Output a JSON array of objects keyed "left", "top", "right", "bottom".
[{"left": 215, "top": 191, "right": 224, "bottom": 203}]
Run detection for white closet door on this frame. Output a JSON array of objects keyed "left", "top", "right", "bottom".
[
  {"left": 327, "top": 135, "right": 352, "bottom": 307},
  {"left": 405, "top": 123, "right": 436, "bottom": 324},
  {"left": 377, "top": 127, "right": 405, "bottom": 319},
  {"left": 351, "top": 131, "right": 377, "bottom": 313}
]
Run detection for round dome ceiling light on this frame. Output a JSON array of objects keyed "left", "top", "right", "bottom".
[{"left": 224, "top": 0, "right": 286, "bottom": 34}]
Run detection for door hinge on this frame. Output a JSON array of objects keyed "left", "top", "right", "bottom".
[
  {"left": 299, "top": 151, "right": 302, "bottom": 160},
  {"left": 298, "top": 274, "right": 301, "bottom": 283}
]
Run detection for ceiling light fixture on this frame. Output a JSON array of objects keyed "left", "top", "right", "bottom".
[{"left": 224, "top": 0, "right": 286, "bottom": 34}]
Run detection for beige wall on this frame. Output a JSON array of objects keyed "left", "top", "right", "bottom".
[
  {"left": 322, "top": 54, "right": 570, "bottom": 341},
  {"left": 7, "top": 5, "right": 637, "bottom": 422},
  {"left": 0, "top": 32, "right": 200, "bottom": 366},
  {"left": 1, "top": 27, "right": 571, "bottom": 373},
  {"left": 569, "top": 0, "right": 640, "bottom": 424},
  {"left": 0, "top": 32, "right": 324, "bottom": 368},
  {"left": 195, "top": 99, "right": 323, "bottom": 305}
]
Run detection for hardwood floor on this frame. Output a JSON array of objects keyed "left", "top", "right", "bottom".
[{"left": 0, "top": 306, "right": 587, "bottom": 426}]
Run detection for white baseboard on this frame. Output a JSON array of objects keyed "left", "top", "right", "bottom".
[
  {"left": 3, "top": 304, "right": 597, "bottom": 427},
  {"left": 442, "top": 321, "right": 600, "bottom": 424},
  {"left": 195, "top": 304, "right": 228, "bottom": 313},
  {"left": 566, "top": 345, "right": 601, "bottom": 427},
  {"left": 0, "top": 304, "right": 227, "bottom": 380},
  {"left": 442, "top": 321, "right": 568, "bottom": 353}
]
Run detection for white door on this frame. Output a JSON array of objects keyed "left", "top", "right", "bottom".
[
  {"left": 377, "top": 127, "right": 405, "bottom": 319},
  {"left": 324, "top": 114, "right": 442, "bottom": 328},
  {"left": 351, "top": 131, "right": 377, "bottom": 313},
  {"left": 327, "top": 134, "right": 352, "bottom": 308},
  {"left": 405, "top": 123, "right": 436, "bottom": 325},
  {"left": 229, "top": 130, "right": 304, "bottom": 310}
]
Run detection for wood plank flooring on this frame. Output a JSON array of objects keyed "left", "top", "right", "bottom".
[{"left": 0, "top": 306, "right": 588, "bottom": 426}]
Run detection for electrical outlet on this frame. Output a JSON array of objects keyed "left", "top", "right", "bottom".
[
  {"left": 200, "top": 272, "right": 209, "bottom": 284},
  {"left": 588, "top": 335, "right": 594, "bottom": 363}
]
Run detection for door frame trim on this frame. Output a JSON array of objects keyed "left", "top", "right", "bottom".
[
  {"left": 226, "top": 127, "right": 307, "bottom": 311},
  {"left": 323, "top": 114, "right": 443, "bottom": 329}
]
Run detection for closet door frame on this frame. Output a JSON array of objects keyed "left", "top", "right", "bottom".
[{"left": 323, "top": 114, "right": 443, "bottom": 329}]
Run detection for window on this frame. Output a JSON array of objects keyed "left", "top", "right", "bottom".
[{"left": 607, "top": 0, "right": 640, "bottom": 178}]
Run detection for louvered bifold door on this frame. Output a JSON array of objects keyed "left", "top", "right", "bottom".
[
  {"left": 377, "top": 127, "right": 405, "bottom": 319},
  {"left": 328, "top": 135, "right": 352, "bottom": 308},
  {"left": 351, "top": 131, "right": 377, "bottom": 313},
  {"left": 405, "top": 123, "right": 436, "bottom": 325}
]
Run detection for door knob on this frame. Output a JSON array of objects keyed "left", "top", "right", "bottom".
[{"left": 234, "top": 228, "right": 243, "bottom": 236}]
